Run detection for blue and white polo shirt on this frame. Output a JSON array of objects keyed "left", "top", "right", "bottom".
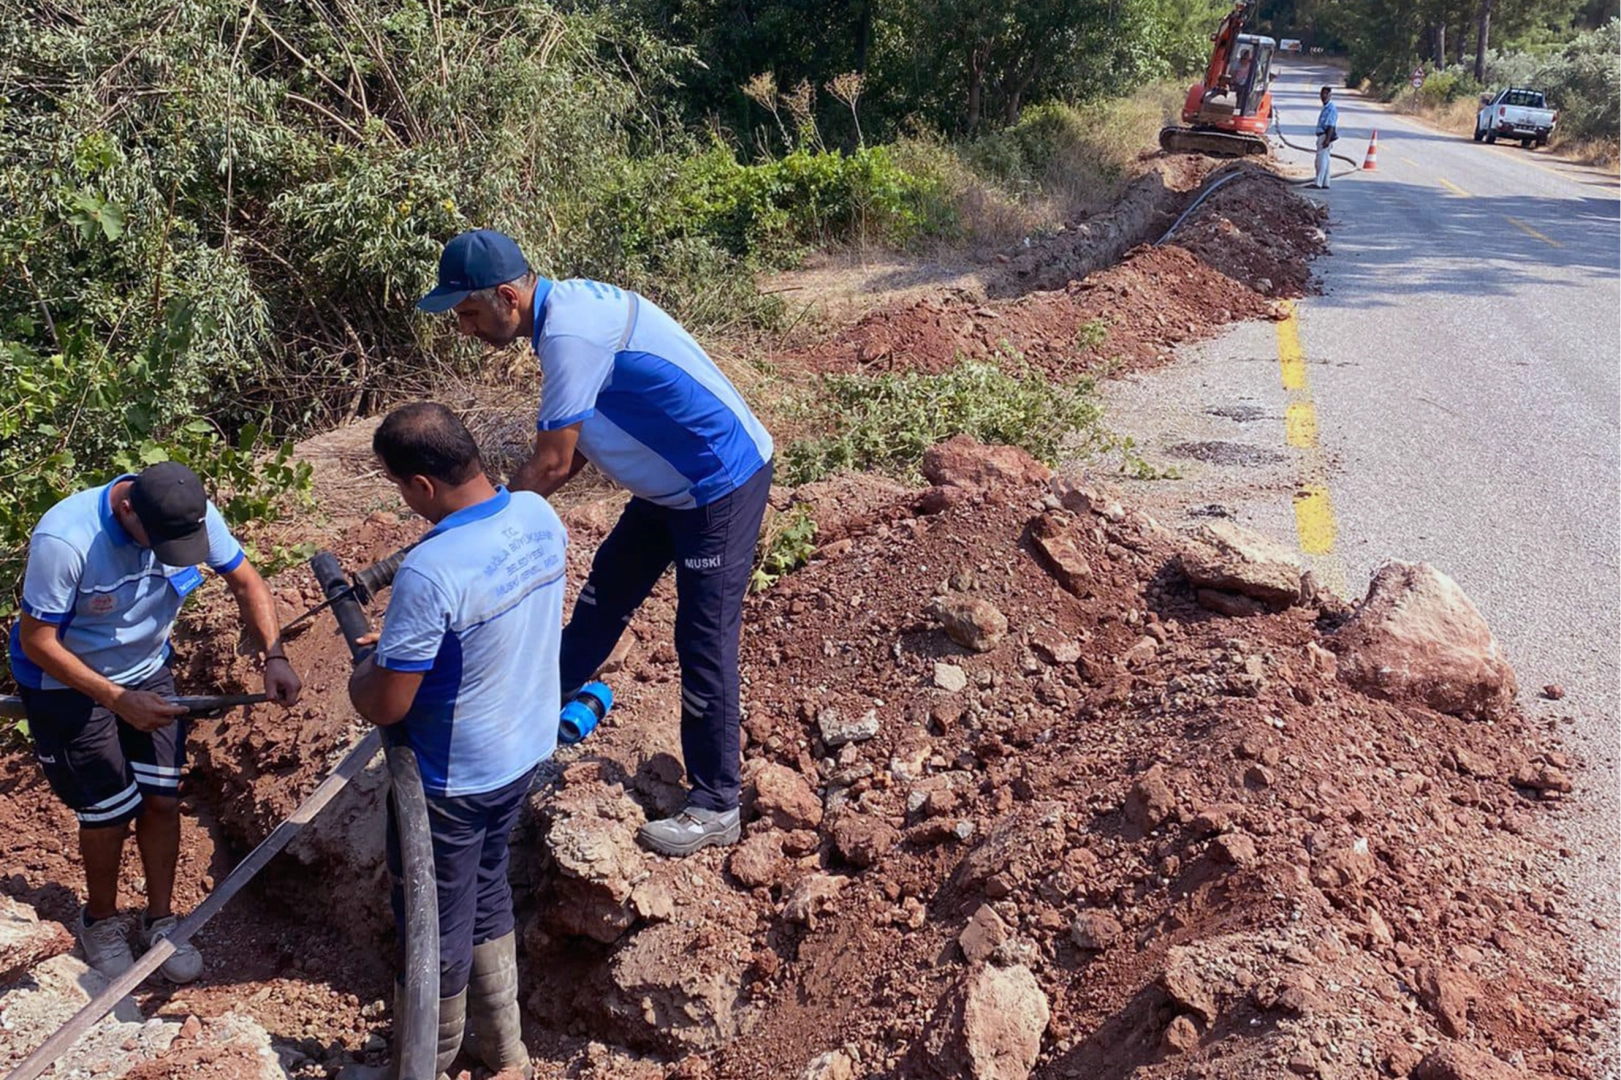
[
  {"left": 532, "top": 280, "right": 774, "bottom": 509},
  {"left": 372, "top": 487, "right": 567, "bottom": 798},
  {"left": 8, "top": 476, "right": 245, "bottom": 691}
]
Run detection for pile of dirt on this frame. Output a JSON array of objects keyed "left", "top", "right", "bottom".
[
  {"left": 787, "top": 245, "right": 1272, "bottom": 383},
  {"left": 0, "top": 442, "right": 1609, "bottom": 1078},
  {"left": 779, "top": 163, "right": 1322, "bottom": 384},
  {"left": 1164, "top": 164, "right": 1330, "bottom": 298},
  {"left": 481, "top": 440, "right": 1605, "bottom": 1079}
]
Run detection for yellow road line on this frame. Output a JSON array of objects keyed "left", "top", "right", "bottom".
[
  {"left": 1437, "top": 176, "right": 1472, "bottom": 197},
  {"left": 1274, "top": 300, "right": 1348, "bottom": 595},
  {"left": 1275, "top": 301, "right": 1308, "bottom": 390},
  {"left": 1293, "top": 486, "right": 1339, "bottom": 555},
  {"left": 1285, "top": 400, "right": 1319, "bottom": 448},
  {"left": 1505, "top": 216, "right": 1563, "bottom": 247},
  {"left": 1400, "top": 155, "right": 1421, "bottom": 168}
]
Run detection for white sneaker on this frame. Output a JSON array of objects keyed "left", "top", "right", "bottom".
[
  {"left": 140, "top": 914, "right": 204, "bottom": 983},
  {"left": 76, "top": 908, "right": 134, "bottom": 979}
]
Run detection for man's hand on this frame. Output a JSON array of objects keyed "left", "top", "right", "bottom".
[
  {"left": 110, "top": 689, "right": 187, "bottom": 732},
  {"left": 263, "top": 657, "right": 302, "bottom": 706}
]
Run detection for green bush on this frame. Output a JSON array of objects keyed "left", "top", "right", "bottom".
[
  {"left": 0, "top": 323, "right": 312, "bottom": 617},
  {"left": 591, "top": 142, "right": 953, "bottom": 274},
  {"left": 1413, "top": 69, "right": 1482, "bottom": 107},
  {"left": 783, "top": 358, "right": 1109, "bottom": 485}
]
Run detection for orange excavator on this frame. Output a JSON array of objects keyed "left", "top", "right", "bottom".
[{"left": 1159, "top": 0, "right": 1275, "bottom": 157}]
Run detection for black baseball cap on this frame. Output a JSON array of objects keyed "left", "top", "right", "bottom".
[
  {"left": 416, "top": 229, "right": 530, "bottom": 313},
  {"left": 130, "top": 462, "right": 211, "bottom": 566}
]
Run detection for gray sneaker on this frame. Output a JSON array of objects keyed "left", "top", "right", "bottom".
[
  {"left": 76, "top": 908, "right": 134, "bottom": 979},
  {"left": 637, "top": 806, "right": 741, "bottom": 857},
  {"left": 140, "top": 914, "right": 204, "bottom": 984}
]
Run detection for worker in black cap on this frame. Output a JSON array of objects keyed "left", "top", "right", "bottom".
[{"left": 8, "top": 463, "right": 302, "bottom": 983}]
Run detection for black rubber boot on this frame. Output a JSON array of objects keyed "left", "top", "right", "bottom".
[{"left": 466, "top": 932, "right": 532, "bottom": 1078}]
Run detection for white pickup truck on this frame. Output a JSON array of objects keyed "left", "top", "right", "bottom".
[{"left": 1474, "top": 87, "right": 1557, "bottom": 148}]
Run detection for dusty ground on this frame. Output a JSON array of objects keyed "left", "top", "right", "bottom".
[{"left": 0, "top": 154, "right": 1609, "bottom": 1079}]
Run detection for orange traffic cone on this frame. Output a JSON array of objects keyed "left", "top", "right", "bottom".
[{"left": 1362, "top": 130, "right": 1379, "bottom": 170}]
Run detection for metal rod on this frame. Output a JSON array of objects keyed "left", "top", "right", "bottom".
[
  {"left": 3, "top": 728, "right": 383, "bottom": 1080},
  {"left": 0, "top": 694, "right": 268, "bottom": 723}
]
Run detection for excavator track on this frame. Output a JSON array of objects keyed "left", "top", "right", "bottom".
[{"left": 1159, "top": 126, "right": 1270, "bottom": 158}]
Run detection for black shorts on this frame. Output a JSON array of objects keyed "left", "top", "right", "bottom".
[{"left": 20, "top": 667, "right": 187, "bottom": 830}]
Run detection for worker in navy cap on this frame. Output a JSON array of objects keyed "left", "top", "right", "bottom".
[
  {"left": 9, "top": 462, "right": 302, "bottom": 982},
  {"left": 418, "top": 229, "right": 773, "bottom": 859}
]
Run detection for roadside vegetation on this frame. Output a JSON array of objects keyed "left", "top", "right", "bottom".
[
  {"left": 0, "top": 0, "right": 1218, "bottom": 609},
  {"left": 1389, "top": 20, "right": 1619, "bottom": 161}
]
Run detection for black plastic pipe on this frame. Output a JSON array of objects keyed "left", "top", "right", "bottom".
[{"left": 310, "top": 550, "right": 439, "bottom": 1080}]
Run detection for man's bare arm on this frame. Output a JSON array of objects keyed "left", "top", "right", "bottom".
[
  {"left": 511, "top": 425, "right": 585, "bottom": 498},
  {"left": 348, "top": 654, "right": 424, "bottom": 727},
  {"left": 220, "top": 559, "right": 302, "bottom": 705},
  {"left": 16, "top": 615, "right": 183, "bottom": 730}
]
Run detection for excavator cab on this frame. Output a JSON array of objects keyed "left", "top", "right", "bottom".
[{"left": 1160, "top": 2, "right": 1277, "bottom": 157}]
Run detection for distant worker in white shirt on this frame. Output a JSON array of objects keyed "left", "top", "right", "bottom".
[
  {"left": 1314, "top": 86, "right": 1340, "bottom": 189},
  {"left": 417, "top": 230, "right": 773, "bottom": 858}
]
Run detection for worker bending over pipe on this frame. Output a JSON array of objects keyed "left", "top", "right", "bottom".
[
  {"left": 417, "top": 230, "right": 774, "bottom": 857},
  {"left": 347, "top": 404, "right": 567, "bottom": 1079},
  {"left": 8, "top": 463, "right": 303, "bottom": 984}
]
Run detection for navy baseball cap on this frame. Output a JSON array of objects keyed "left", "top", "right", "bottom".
[
  {"left": 130, "top": 462, "right": 211, "bottom": 566},
  {"left": 416, "top": 230, "right": 530, "bottom": 313}
]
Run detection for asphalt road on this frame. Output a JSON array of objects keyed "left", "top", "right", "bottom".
[{"left": 1108, "top": 59, "right": 1620, "bottom": 1056}]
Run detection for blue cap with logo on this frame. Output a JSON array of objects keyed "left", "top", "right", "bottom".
[{"left": 416, "top": 229, "right": 530, "bottom": 313}]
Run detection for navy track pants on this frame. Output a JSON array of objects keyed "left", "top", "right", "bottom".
[{"left": 559, "top": 461, "right": 772, "bottom": 812}]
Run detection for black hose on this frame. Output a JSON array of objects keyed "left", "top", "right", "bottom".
[
  {"left": 310, "top": 552, "right": 375, "bottom": 663},
  {"left": 308, "top": 550, "right": 439, "bottom": 1080},
  {"left": 385, "top": 739, "right": 440, "bottom": 1080},
  {"left": 352, "top": 543, "right": 416, "bottom": 605}
]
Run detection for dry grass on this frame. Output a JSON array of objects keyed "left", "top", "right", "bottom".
[
  {"left": 1392, "top": 94, "right": 1619, "bottom": 169},
  {"left": 1392, "top": 95, "right": 1480, "bottom": 135},
  {"left": 886, "top": 82, "right": 1187, "bottom": 256}
]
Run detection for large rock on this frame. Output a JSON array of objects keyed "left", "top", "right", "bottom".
[
  {"left": 922, "top": 436, "right": 1052, "bottom": 495},
  {"left": 1331, "top": 561, "right": 1517, "bottom": 721},
  {"left": 829, "top": 814, "right": 900, "bottom": 869},
  {"left": 753, "top": 763, "right": 824, "bottom": 831},
  {"left": 0, "top": 895, "right": 72, "bottom": 984},
  {"left": 1124, "top": 765, "right": 1177, "bottom": 833},
  {"left": 544, "top": 792, "right": 663, "bottom": 944},
  {"left": 803, "top": 1049, "right": 857, "bottom": 1080},
  {"left": 1029, "top": 514, "right": 1093, "bottom": 595},
  {"left": 592, "top": 917, "right": 750, "bottom": 1055},
  {"left": 921, "top": 964, "right": 1050, "bottom": 1080},
  {"left": 1178, "top": 521, "right": 1303, "bottom": 609},
  {"left": 728, "top": 832, "right": 789, "bottom": 888},
  {"left": 930, "top": 595, "right": 1009, "bottom": 653}
]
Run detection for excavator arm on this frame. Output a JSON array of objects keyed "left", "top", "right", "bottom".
[{"left": 1202, "top": 1, "right": 1251, "bottom": 92}]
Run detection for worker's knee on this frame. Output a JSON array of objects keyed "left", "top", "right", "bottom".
[{"left": 139, "top": 794, "right": 179, "bottom": 819}]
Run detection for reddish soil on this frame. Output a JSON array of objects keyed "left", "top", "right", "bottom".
[{"left": 776, "top": 162, "right": 1326, "bottom": 383}]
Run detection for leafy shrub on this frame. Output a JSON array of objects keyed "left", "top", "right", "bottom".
[
  {"left": 961, "top": 86, "right": 1185, "bottom": 211},
  {"left": 782, "top": 358, "right": 1110, "bottom": 485},
  {"left": 751, "top": 505, "right": 818, "bottom": 592},
  {"left": 0, "top": 325, "right": 312, "bottom": 617},
  {"left": 590, "top": 142, "right": 953, "bottom": 274}
]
